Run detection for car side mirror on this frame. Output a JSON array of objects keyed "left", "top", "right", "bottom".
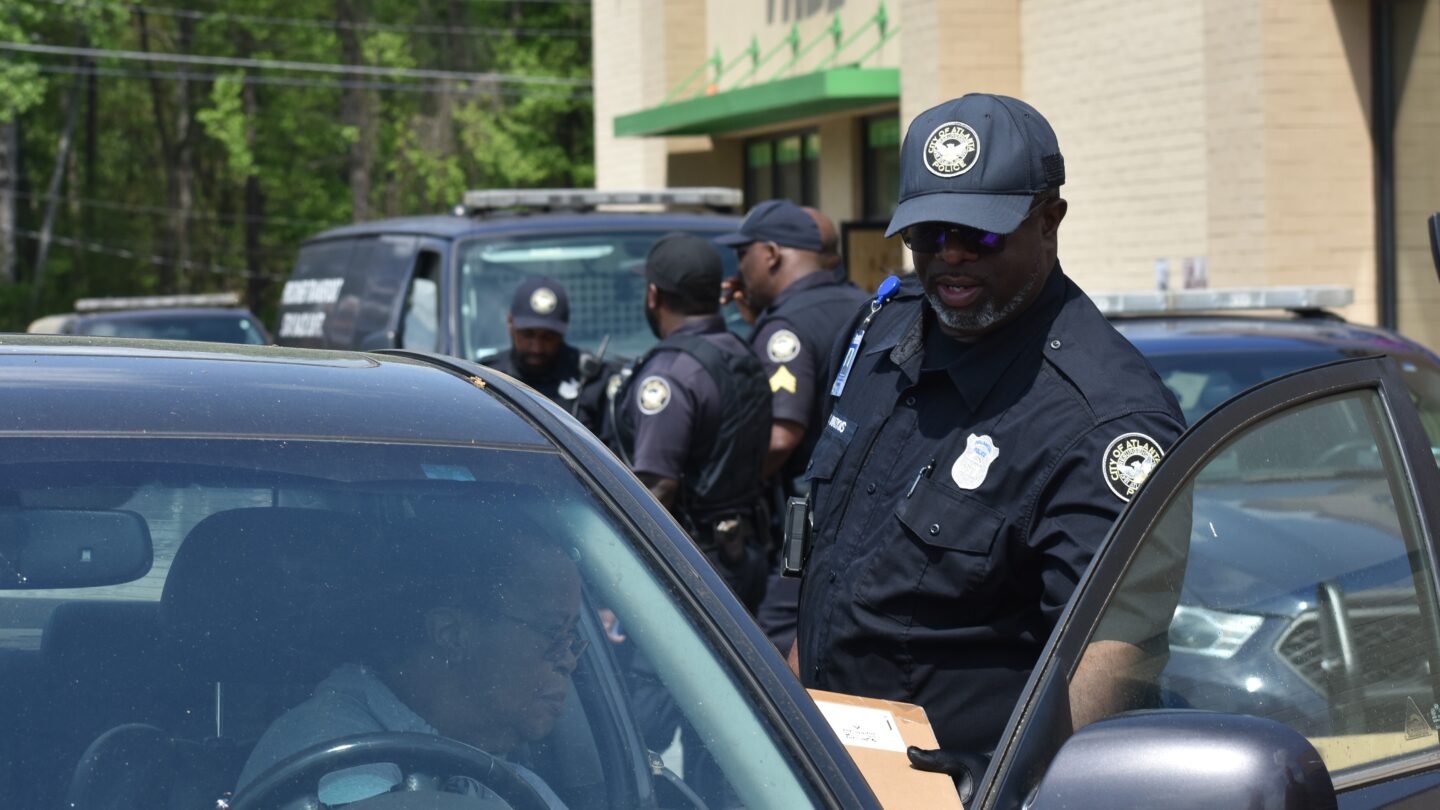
[
  {"left": 0, "top": 509, "right": 153, "bottom": 588},
  {"left": 1428, "top": 213, "right": 1439, "bottom": 283},
  {"left": 359, "top": 329, "right": 399, "bottom": 351},
  {"left": 1026, "top": 711, "right": 1336, "bottom": 810}
]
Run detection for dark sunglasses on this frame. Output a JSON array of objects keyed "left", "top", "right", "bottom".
[{"left": 900, "top": 198, "right": 1051, "bottom": 256}]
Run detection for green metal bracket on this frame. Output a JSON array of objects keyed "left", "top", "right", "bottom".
[
  {"left": 729, "top": 25, "right": 798, "bottom": 89},
  {"left": 767, "top": 13, "right": 843, "bottom": 81},
  {"left": 663, "top": 49, "right": 723, "bottom": 104},
  {"left": 661, "top": 0, "right": 895, "bottom": 103},
  {"left": 814, "top": 0, "right": 890, "bottom": 71}
]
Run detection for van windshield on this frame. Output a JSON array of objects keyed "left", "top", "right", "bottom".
[{"left": 457, "top": 230, "right": 742, "bottom": 363}]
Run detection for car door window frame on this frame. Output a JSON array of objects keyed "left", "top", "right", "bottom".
[{"left": 979, "top": 356, "right": 1440, "bottom": 810}]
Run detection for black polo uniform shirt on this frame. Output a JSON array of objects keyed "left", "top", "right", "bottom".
[
  {"left": 748, "top": 272, "right": 870, "bottom": 491},
  {"left": 796, "top": 265, "right": 1185, "bottom": 754},
  {"left": 480, "top": 344, "right": 612, "bottom": 434}
]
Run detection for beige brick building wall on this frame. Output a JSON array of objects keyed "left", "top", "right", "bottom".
[
  {"left": 595, "top": 0, "right": 1437, "bottom": 341},
  {"left": 1394, "top": 0, "right": 1440, "bottom": 351}
]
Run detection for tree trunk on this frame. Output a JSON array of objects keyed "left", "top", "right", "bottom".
[
  {"left": 30, "top": 79, "right": 83, "bottom": 313},
  {"left": 0, "top": 120, "right": 17, "bottom": 284},
  {"left": 135, "top": 11, "right": 177, "bottom": 292},
  {"left": 241, "top": 63, "right": 267, "bottom": 310},
  {"left": 173, "top": 16, "right": 195, "bottom": 291},
  {"left": 336, "top": 0, "right": 376, "bottom": 222}
]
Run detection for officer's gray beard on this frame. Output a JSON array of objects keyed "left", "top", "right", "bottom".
[{"left": 926, "top": 267, "right": 1043, "bottom": 334}]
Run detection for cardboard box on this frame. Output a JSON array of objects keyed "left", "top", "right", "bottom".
[{"left": 807, "top": 689, "right": 965, "bottom": 810}]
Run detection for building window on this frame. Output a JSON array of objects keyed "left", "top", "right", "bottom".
[
  {"left": 863, "top": 114, "right": 901, "bottom": 221},
  {"left": 744, "top": 130, "right": 819, "bottom": 208}
]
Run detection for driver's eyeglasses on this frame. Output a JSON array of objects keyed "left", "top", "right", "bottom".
[
  {"left": 900, "top": 197, "right": 1051, "bottom": 256},
  {"left": 497, "top": 613, "right": 589, "bottom": 662}
]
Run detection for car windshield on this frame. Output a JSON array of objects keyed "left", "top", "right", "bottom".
[
  {"left": 457, "top": 230, "right": 743, "bottom": 362},
  {"left": 78, "top": 315, "right": 267, "bottom": 345},
  {"left": 0, "top": 436, "right": 814, "bottom": 809}
]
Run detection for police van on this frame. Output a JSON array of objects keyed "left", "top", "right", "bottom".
[{"left": 275, "top": 188, "right": 743, "bottom": 363}]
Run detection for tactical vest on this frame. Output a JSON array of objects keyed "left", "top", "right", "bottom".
[{"left": 616, "top": 332, "right": 772, "bottom": 517}]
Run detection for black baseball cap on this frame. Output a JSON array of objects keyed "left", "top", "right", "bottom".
[
  {"left": 644, "top": 232, "right": 723, "bottom": 301},
  {"left": 715, "top": 199, "right": 825, "bottom": 252},
  {"left": 886, "top": 93, "right": 1065, "bottom": 237},
  {"left": 510, "top": 276, "right": 569, "bottom": 335}
]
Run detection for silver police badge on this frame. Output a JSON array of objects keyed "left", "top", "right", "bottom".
[
  {"left": 766, "top": 329, "right": 801, "bottom": 364},
  {"left": 605, "top": 373, "right": 624, "bottom": 400},
  {"left": 924, "top": 121, "right": 980, "bottom": 178},
  {"left": 638, "top": 376, "right": 671, "bottom": 415},
  {"left": 1103, "top": 433, "right": 1164, "bottom": 502},
  {"left": 951, "top": 434, "right": 999, "bottom": 490},
  {"left": 530, "top": 287, "right": 558, "bottom": 315},
  {"left": 558, "top": 378, "right": 580, "bottom": 400}
]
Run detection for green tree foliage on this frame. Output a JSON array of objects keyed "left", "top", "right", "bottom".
[{"left": 0, "top": 0, "right": 594, "bottom": 330}]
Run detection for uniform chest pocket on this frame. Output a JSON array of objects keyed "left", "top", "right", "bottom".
[
  {"left": 896, "top": 479, "right": 1005, "bottom": 555},
  {"left": 855, "top": 478, "right": 1008, "bottom": 623},
  {"left": 804, "top": 420, "right": 851, "bottom": 483}
]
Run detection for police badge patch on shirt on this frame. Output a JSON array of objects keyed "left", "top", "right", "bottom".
[
  {"left": 951, "top": 434, "right": 999, "bottom": 490},
  {"left": 637, "top": 376, "right": 671, "bottom": 415},
  {"left": 766, "top": 329, "right": 801, "bottom": 363},
  {"left": 1104, "top": 432, "right": 1164, "bottom": 502}
]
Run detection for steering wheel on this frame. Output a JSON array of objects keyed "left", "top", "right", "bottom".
[{"left": 229, "top": 732, "right": 550, "bottom": 810}]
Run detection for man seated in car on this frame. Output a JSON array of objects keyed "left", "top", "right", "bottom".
[{"left": 235, "top": 520, "right": 580, "bottom": 807}]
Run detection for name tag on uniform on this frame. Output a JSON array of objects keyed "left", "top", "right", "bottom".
[{"left": 951, "top": 434, "right": 999, "bottom": 490}]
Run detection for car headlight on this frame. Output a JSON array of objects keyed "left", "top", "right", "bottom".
[{"left": 1169, "top": 605, "right": 1265, "bottom": 658}]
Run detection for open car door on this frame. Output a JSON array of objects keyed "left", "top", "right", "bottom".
[{"left": 976, "top": 355, "right": 1440, "bottom": 809}]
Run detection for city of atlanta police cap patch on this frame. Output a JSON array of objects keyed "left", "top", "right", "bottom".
[{"left": 1103, "top": 433, "right": 1164, "bottom": 502}]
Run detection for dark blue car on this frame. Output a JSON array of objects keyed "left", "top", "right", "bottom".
[{"left": 1111, "top": 309, "right": 1440, "bottom": 741}]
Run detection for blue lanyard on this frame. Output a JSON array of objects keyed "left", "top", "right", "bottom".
[{"left": 830, "top": 275, "right": 902, "bottom": 398}]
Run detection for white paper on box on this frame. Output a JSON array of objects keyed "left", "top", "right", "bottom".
[{"left": 813, "top": 700, "right": 908, "bottom": 752}]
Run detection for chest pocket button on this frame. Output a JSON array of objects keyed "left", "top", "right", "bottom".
[{"left": 928, "top": 524, "right": 940, "bottom": 535}]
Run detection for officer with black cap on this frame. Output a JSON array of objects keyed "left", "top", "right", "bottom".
[
  {"left": 607, "top": 232, "right": 772, "bottom": 608},
  {"left": 714, "top": 199, "right": 868, "bottom": 653},
  {"left": 791, "top": 94, "right": 1185, "bottom": 797},
  {"left": 479, "top": 276, "right": 616, "bottom": 434}
]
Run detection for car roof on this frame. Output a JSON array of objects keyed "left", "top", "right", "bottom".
[
  {"left": 1112, "top": 314, "right": 1439, "bottom": 360},
  {"left": 72, "top": 307, "right": 261, "bottom": 323},
  {"left": 0, "top": 336, "right": 546, "bottom": 447},
  {"left": 303, "top": 211, "right": 742, "bottom": 243}
]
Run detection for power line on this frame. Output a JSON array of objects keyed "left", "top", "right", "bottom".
[
  {"left": 0, "top": 41, "right": 592, "bottom": 87},
  {"left": 35, "top": 0, "right": 591, "bottom": 39},
  {"left": 25, "top": 61, "right": 590, "bottom": 97},
  {"left": 14, "top": 227, "right": 283, "bottom": 279}
]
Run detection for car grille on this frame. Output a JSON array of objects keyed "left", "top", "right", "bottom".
[{"left": 1276, "top": 595, "right": 1429, "bottom": 695}]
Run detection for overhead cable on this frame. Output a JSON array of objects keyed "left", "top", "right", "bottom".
[
  {"left": 0, "top": 41, "right": 592, "bottom": 87},
  {"left": 35, "top": 0, "right": 591, "bottom": 39}
]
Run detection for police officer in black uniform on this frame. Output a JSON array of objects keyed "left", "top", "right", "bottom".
[
  {"left": 792, "top": 94, "right": 1186, "bottom": 789},
  {"left": 606, "top": 233, "right": 773, "bottom": 810},
  {"left": 608, "top": 232, "right": 772, "bottom": 608},
  {"left": 714, "top": 199, "right": 868, "bottom": 652},
  {"left": 479, "top": 277, "right": 615, "bottom": 434}
]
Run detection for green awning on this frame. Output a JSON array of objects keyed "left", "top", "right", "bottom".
[{"left": 614, "top": 67, "right": 899, "bottom": 138}]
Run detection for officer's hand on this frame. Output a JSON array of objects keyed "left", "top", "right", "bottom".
[
  {"left": 906, "top": 746, "right": 989, "bottom": 805},
  {"left": 719, "top": 277, "right": 757, "bottom": 324}
]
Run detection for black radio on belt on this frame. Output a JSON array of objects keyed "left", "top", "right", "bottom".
[{"left": 780, "top": 495, "right": 812, "bottom": 578}]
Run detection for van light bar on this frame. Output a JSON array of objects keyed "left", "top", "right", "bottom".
[
  {"left": 1093, "top": 286, "right": 1354, "bottom": 316},
  {"left": 462, "top": 187, "right": 742, "bottom": 213},
  {"left": 74, "top": 292, "right": 242, "bottom": 312}
]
